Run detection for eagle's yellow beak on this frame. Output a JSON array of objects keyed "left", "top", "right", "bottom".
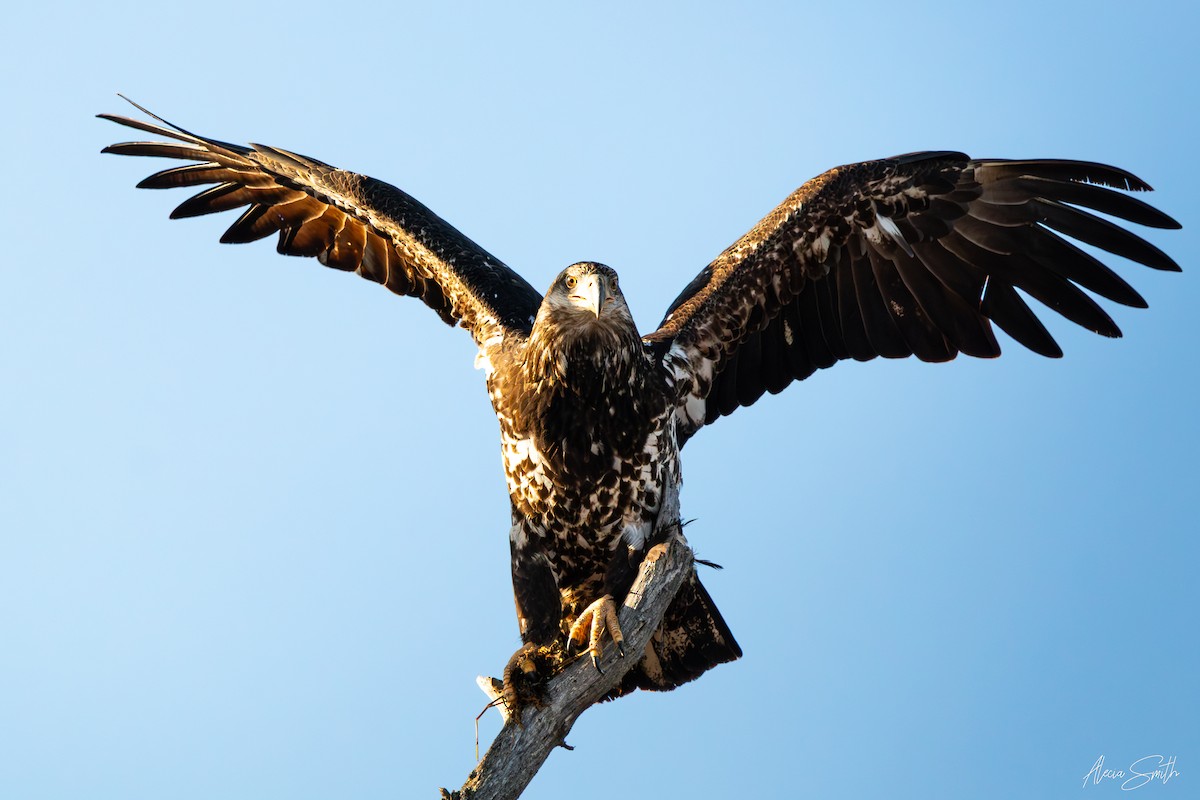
[{"left": 571, "top": 273, "right": 609, "bottom": 318}]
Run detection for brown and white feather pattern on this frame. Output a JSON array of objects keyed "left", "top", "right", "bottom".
[
  {"left": 99, "top": 105, "right": 541, "bottom": 349},
  {"left": 103, "top": 104, "right": 1178, "bottom": 703},
  {"left": 102, "top": 110, "right": 744, "bottom": 698},
  {"left": 645, "top": 152, "right": 1180, "bottom": 442},
  {"left": 490, "top": 266, "right": 677, "bottom": 617}
]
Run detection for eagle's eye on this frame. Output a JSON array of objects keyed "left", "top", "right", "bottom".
[{"left": 565, "top": 275, "right": 577, "bottom": 290}]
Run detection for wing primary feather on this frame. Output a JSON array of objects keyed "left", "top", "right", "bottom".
[
  {"left": 1022, "top": 231, "right": 1147, "bottom": 309},
  {"left": 958, "top": 214, "right": 1150, "bottom": 307},
  {"left": 170, "top": 183, "right": 245, "bottom": 219},
  {"left": 102, "top": 141, "right": 213, "bottom": 161},
  {"left": 941, "top": 231, "right": 1121, "bottom": 337},
  {"left": 221, "top": 204, "right": 277, "bottom": 244},
  {"left": 890, "top": 247, "right": 998, "bottom": 358},
  {"left": 974, "top": 159, "right": 1152, "bottom": 192},
  {"left": 137, "top": 163, "right": 237, "bottom": 190},
  {"left": 910, "top": 239, "right": 989, "bottom": 304},
  {"left": 1030, "top": 199, "right": 1181, "bottom": 271},
  {"left": 981, "top": 281, "right": 1061, "bottom": 357},
  {"left": 106, "top": 96, "right": 253, "bottom": 155},
  {"left": 983, "top": 176, "right": 1180, "bottom": 229},
  {"left": 224, "top": 196, "right": 322, "bottom": 245}
]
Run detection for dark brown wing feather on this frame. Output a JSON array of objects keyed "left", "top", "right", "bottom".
[
  {"left": 100, "top": 101, "right": 542, "bottom": 340},
  {"left": 645, "top": 152, "right": 1180, "bottom": 443}
]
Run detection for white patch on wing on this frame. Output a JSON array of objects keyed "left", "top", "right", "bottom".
[
  {"left": 474, "top": 330, "right": 505, "bottom": 375},
  {"left": 474, "top": 349, "right": 493, "bottom": 373},
  {"left": 683, "top": 394, "right": 706, "bottom": 429},
  {"left": 621, "top": 520, "right": 648, "bottom": 550},
  {"left": 874, "top": 211, "right": 914, "bottom": 257}
]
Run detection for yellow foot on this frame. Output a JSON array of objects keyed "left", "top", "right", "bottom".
[
  {"left": 567, "top": 594, "right": 625, "bottom": 673},
  {"left": 499, "top": 642, "right": 560, "bottom": 726}
]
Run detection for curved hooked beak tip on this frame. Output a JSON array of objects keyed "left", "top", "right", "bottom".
[{"left": 571, "top": 274, "right": 608, "bottom": 318}]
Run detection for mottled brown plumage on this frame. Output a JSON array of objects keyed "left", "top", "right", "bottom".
[
  {"left": 646, "top": 153, "right": 1180, "bottom": 440},
  {"left": 100, "top": 101, "right": 1179, "bottom": 717}
]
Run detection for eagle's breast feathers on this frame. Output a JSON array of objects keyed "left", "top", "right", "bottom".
[{"left": 487, "top": 277, "right": 679, "bottom": 594}]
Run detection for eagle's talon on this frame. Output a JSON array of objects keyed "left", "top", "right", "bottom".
[
  {"left": 568, "top": 594, "right": 625, "bottom": 674},
  {"left": 501, "top": 641, "right": 560, "bottom": 726}
]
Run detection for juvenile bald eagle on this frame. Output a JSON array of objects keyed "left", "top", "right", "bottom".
[{"left": 100, "top": 101, "right": 1180, "bottom": 713}]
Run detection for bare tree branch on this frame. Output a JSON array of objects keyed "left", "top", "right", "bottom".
[{"left": 443, "top": 534, "right": 694, "bottom": 800}]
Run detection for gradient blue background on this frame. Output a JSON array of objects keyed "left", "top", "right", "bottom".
[{"left": 3, "top": 2, "right": 1196, "bottom": 798}]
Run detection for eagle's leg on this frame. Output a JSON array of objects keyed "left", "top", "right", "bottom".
[
  {"left": 567, "top": 595, "right": 625, "bottom": 672},
  {"left": 502, "top": 523, "right": 563, "bottom": 725},
  {"left": 566, "top": 542, "right": 643, "bottom": 671},
  {"left": 500, "top": 642, "right": 542, "bottom": 723}
]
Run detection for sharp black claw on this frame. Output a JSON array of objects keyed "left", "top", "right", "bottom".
[
  {"left": 592, "top": 653, "right": 603, "bottom": 674},
  {"left": 617, "top": 641, "right": 626, "bottom": 658}
]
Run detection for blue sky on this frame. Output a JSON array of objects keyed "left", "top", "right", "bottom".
[{"left": 2, "top": 2, "right": 1196, "bottom": 799}]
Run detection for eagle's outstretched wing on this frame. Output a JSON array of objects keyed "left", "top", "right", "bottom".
[
  {"left": 100, "top": 101, "right": 542, "bottom": 343},
  {"left": 644, "top": 152, "right": 1181, "bottom": 444}
]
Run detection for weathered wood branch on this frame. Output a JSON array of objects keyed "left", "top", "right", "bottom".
[{"left": 443, "top": 534, "right": 694, "bottom": 800}]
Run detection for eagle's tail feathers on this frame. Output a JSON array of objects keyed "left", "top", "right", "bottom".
[{"left": 607, "top": 569, "right": 741, "bottom": 699}]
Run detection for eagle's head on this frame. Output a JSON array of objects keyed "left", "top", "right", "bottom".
[{"left": 535, "top": 262, "right": 635, "bottom": 344}]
